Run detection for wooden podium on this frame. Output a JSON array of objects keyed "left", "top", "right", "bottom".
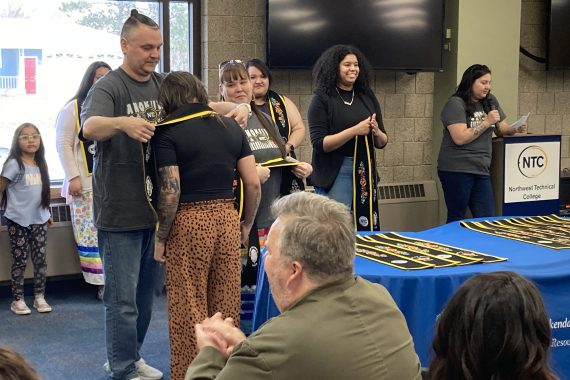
[{"left": 490, "top": 134, "right": 561, "bottom": 216}]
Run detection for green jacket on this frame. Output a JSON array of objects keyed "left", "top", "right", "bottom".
[{"left": 186, "top": 276, "right": 421, "bottom": 380}]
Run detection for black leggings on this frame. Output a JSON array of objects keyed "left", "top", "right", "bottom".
[{"left": 7, "top": 219, "right": 48, "bottom": 301}]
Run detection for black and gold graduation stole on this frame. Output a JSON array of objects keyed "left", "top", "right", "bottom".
[
  {"left": 233, "top": 155, "right": 302, "bottom": 283},
  {"left": 267, "top": 90, "right": 289, "bottom": 141},
  {"left": 221, "top": 103, "right": 262, "bottom": 286},
  {"left": 267, "top": 90, "right": 305, "bottom": 194},
  {"left": 353, "top": 134, "right": 380, "bottom": 231},
  {"left": 156, "top": 110, "right": 216, "bottom": 126},
  {"left": 258, "top": 157, "right": 301, "bottom": 168},
  {"left": 74, "top": 99, "right": 95, "bottom": 176},
  {"left": 153, "top": 110, "right": 217, "bottom": 209},
  {"left": 232, "top": 173, "right": 260, "bottom": 287}
]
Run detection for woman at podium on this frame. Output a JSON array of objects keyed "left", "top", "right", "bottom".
[{"left": 437, "top": 64, "right": 526, "bottom": 223}]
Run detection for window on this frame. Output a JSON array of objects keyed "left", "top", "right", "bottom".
[{"left": 0, "top": 0, "right": 199, "bottom": 181}]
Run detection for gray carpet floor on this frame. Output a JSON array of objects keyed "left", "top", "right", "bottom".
[{"left": 0, "top": 278, "right": 171, "bottom": 380}]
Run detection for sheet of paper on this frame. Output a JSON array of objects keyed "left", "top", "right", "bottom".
[{"left": 510, "top": 112, "right": 530, "bottom": 129}]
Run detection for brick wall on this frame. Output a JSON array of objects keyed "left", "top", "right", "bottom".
[
  {"left": 203, "top": 0, "right": 569, "bottom": 180},
  {"left": 203, "top": 0, "right": 436, "bottom": 183},
  {"left": 519, "top": 0, "right": 570, "bottom": 170}
]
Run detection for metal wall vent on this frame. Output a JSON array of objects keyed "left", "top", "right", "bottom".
[
  {"left": 0, "top": 203, "right": 71, "bottom": 228},
  {"left": 50, "top": 204, "right": 72, "bottom": 223},
  {"left": 379, "top": 183, "right": 426, "bottom": 200}
]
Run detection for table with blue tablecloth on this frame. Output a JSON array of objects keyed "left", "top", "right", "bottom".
[{"left": 253, "top": 218, "right": 570, "bottom": 378}]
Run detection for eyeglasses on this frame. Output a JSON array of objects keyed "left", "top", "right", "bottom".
[
  {"left": 18, "top": 134, "right": 41, "bottom": 142},
  {"left": 218, "top": 59, "right": 244, "bottom": 72}
]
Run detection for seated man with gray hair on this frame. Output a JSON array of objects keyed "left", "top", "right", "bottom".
[{"left": 185, "top": 192, "right": 421, "bottom": 380}]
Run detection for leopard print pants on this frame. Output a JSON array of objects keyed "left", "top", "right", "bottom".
[{"left": 165, "top": 199, "right": 241, "bottom": 380}]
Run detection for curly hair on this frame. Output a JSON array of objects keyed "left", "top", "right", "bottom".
[
  {"left": 311, "top": 44, "right": 372, "bottom": 96},
  {"left": 429, "top": 271, "right": 558, "bottom": 380}
]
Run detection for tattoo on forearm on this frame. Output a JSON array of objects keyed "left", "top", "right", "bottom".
[
  {"left": 156, "top": 166, "right": 180, "bottom": 242},
  {"left": 472, "top": 123, "right": 486, "bottom": 137},
  {"left": 159, "top": 166, "right": 180, "bottom": 193}
]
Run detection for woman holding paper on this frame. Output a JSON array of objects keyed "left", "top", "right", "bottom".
[
  {"left": 219, "top": 61, "right": 312, "bottom": 330},
  {"left": 437, "top": 64, "right": 526, "bottom": 223},
  {"left": 219, "top": 60, "right": 312, "bottom": 234}
]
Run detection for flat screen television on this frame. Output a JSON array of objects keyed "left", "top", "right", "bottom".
[
  {"left": 266, "top": 0, "right": 445, "bottom": 71},
  {"left": 546, "top": 0, "right": 570, "bottom": 70}
]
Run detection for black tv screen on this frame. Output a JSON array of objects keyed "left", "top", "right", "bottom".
[
  {"left": 266, "top": 0, "right": 445, "bottom": 71},
  {"left": 547, "top": 0, "right": 570, "bottom": 70}
]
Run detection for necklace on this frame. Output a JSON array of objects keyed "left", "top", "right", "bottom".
[{"left": 336, "top": 87, "right": 355, "bottom": 106}]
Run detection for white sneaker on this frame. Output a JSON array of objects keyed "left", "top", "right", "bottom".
[
  {"left": 10, "top": 299, "right": 31, "bottom": 315},
  {"left": 135, "top": 358, "right": 163, "bottom": 380},
  {"left": 33, "top": 294, "right": 52, "bottom": 313},
  {"left": 103, "top": 359, "right": 162, "bottom": 380}
]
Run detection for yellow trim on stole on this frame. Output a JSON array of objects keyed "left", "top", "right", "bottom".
[
  {"left": 258, "top": 157, "right": 301, "bottom": 168},
  {"left": 156, "top": 110, "right": 216, "bottom": 126},
  {"left": 74, "top": 99, "right": 92, "bottom": 177},
  {"left": 238, "top": 178, "right": 244, "bottom": 218},
  {"left": 352, "top": 135, "right": 375, "bottom": 231},
  {"left": 364, "top": 135, "right": 374, "bottom": 231},
  {"left": 268, "top": 92, "right": 290, "bottom": 138}
]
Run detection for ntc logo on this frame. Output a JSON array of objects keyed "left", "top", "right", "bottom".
[
  {"left": 517, "top": 145, "right": 547, "bottom": 178},
  {"left": 145, "top": 108, "right": 159, "bottom": 122}
]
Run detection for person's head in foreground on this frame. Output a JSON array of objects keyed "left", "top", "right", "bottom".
[
  {"left": 264, "top": 191, "right": 355, "bottom": 311},
  {"left": 186, "top": 192, "right": 422, "bottom": 380},
  {"left": 0, "top": 346, "right": 40, "bottom": 380},
  {"left": 429, "top": 271, "right": 557, "bottom": 380}
]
